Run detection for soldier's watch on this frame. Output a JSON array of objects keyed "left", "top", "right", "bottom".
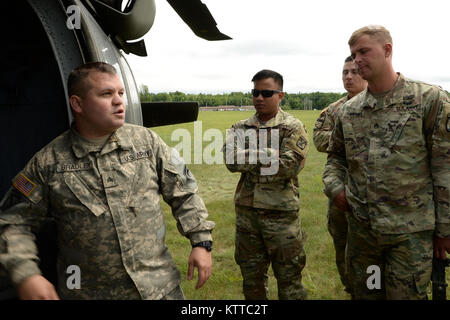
[{"left": 192, "top": 241, "right": 213, "bottom": 252}]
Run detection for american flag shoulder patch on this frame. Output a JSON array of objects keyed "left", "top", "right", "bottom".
[{"left": 13, "top": 173, "right": 37, "bottom": 197}]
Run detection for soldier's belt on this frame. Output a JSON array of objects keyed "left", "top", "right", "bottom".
[{"left": 248, "top": 175, "right": 293, "bottom": 185}]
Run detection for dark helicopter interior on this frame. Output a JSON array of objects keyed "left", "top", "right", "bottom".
[
  {"left": 0, "top": 1, "right": 69, "bottom": 201},
  {"left": 0, "top": 2, "right": 66, "bottom": 298}
]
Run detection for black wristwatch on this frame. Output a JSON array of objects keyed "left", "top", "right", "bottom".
[{"left": 192, "top": 241, "right": 213, "bottom": 252}]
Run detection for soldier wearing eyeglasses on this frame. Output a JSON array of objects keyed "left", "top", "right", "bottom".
[{"left": 223, "top": 69, "right": 309, "bottom": 300}]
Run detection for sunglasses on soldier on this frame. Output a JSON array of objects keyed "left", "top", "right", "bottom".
[{"left": 251, "top": 89, "right": 281, "bottom": 98}]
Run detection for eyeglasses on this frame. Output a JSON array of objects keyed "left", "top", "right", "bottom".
[{"left": 251, "top": 89, "right": 281, "bottom": 98}]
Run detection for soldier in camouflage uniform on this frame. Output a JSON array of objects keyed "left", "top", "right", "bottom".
[
  {"left": 323, "top": 25, "right": 450, "bottom": 299},
  {"left": 0, "top": 62, "right": 215, "bottom": 299},
  {"left": 313, "top": 56, "right": 367, "bottom": 297},
  {"left": 223, "top": 70, "right": 309, "bottom": 300}
]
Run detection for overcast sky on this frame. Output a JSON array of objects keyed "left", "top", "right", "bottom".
[{"left": 126, "top": 0, "right": 450, "bottom": 94}]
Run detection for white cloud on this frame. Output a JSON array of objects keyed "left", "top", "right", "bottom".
[{"left": 126, "top": 0, "right": 450, "bottom": 93}]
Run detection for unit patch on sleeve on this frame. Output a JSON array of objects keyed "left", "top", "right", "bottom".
[
  {"left": 13, "top": 173, "right": 37, "bottom": 197},
  {"left": 296, "top": 137, "right": 307, "bottom": 150}
]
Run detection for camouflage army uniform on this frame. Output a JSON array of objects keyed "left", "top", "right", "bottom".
[
  {"left": 323, "top": 74, "right": 450, "bottom": 299},
  {"left": 0, "top": 123, "right": 215, "bottom": 299},
  {"left": 313, "top": 96, "right": 349, "bottom": 153},
  {"left": 223, "top": 109, "right": 309, "bottom": 300},
  {"left": 313, "top": 96, "right": 353, "bottom": 296}
]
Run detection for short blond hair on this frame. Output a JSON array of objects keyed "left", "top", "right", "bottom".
[{"left": 348, "top": 25, "right": 392, "bottom": 46}]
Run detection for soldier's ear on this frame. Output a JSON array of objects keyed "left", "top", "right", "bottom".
[
  {"left": 69, "top": 95, "right": 83, "bottom": 114},
  {"left": 384, "top": 43, "right": 393, "bottom": 58}
]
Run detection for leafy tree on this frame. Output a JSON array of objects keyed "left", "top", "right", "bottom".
[{"left": 138, "top": 87, "right": 346, "bottom": 109}]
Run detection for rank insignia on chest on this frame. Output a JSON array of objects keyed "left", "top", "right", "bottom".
[
  {"left": 13, "top": 173, "right": 37, "bottom": 197},
  {"left": 297, "top": 137, "right": 307, "bottom": 150}
]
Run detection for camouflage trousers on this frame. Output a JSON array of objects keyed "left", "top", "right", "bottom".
[
  {"left": 234, "top": 205, "right": 307, "bottom": 300},
  {"left": 346, "top": 213, "right": 433, "bottom": 300},
  {"left": 327, "top": 199, "right": 352, "bottom": 296},
  {"left": 161, "top": 285, "right": 185, "bottom": 300}
]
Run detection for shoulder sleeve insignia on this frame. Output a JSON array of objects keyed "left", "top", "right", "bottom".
[
  {"left": 13, "top": 173, "right": 37, "bottom": 197},
  {"left": 446, "top": 115, "right": 450, "bottom": 132},
  {"left": 297, "top": 136, "right": 307, "bottom": 150},
  {"left": 314, "top": 111, "right": 326, "bottom": 130}
]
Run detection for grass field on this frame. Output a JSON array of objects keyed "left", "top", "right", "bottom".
[{"left": 151, "top": 109, "right": 449, "bottom": 300}]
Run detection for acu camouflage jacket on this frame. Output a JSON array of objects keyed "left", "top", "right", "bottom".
[{"left": 0, "top": 123, "right": 215, "bottom": 299}]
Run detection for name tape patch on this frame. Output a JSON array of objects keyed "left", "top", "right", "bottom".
[
  {"left": 122, "top": 150, "right": 151, "bottom": 163},
  {"left": 57, "top": 162, "right": 92, "bottom": 172}
]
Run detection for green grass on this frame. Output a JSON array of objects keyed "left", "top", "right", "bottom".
[{"left": 151, "top": 110, "right": 449, "bottom": 300}]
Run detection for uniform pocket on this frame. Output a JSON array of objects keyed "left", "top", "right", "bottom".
[
  {"left": 388, "top": 112, "right": 411, "bottom": 148},
  {"left": 378, "top": 110, "right": 428, "bottom": 197},
  {"left": 163, "top": 159, "right": 198, "bottom": 193},
  {"left": 276, "top": 234, "right": 304, "bottom": 263},
  {"left": 177, "top": 210, "right": 201, "bottom": 234},
  {"left": 253, "top": 182, "right": 298, "bottom": 210},
  {"left": 388, "top": 109, "right": 425, "bottom": 156},
  {"left": 163, "top": 164, "right": 185, "bottom": 190},
  {"left": 341, "top": 122, "right": 365, "bottom": 160},
  {"left": 64, "top": 173, "right": 107, "bottom": 217},
  {"left": 126, "top": 160, "right": 160, "bottom": 214},
  {"left": 413, "top": 269, "right": 432, "bottom": 298},
  {"left": 385, "top": 263, "right": 431, "bottom": 299}
]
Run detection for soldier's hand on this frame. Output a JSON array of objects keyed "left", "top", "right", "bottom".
[
  {"left": 17, "top": 274, "right": 60, "bottom": 300},
  {"left": 433, "top": 236, "right": 450, "bottom": 259},
  {"left": 334, "top": 189, "right": 350, "bottom": 212},
  {"left": 188, "top": 247, "right": 212, "bottom": 289}
]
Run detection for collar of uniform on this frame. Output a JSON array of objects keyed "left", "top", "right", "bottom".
[
  {"left": 70, "top": 124, "right": 133, "bottom": 158},
  {"left": 70, "top": 125, "right": 91, "bottom": 158},
  {"left": 99, "top": 125, "right": 133, "bottom": 156},
  {"left": 335, "top": 95, "right": 350, "bottom": 106},
  {"left": 244, "top": 108, "right": 285, "bottom": 128},
  {"left": 363, "top": 73, "right": 406, "bottom": 110}
]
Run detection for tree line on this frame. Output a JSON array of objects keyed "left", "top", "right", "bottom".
[{"left": 139, "top": 85, "right": 346, "bottom": 110}]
